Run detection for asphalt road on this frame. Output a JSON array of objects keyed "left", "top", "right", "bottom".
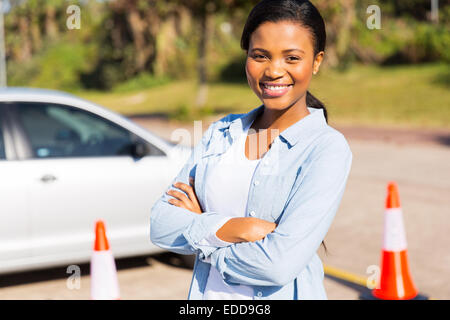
[{"left": 0, "top": 118, "right": 448, "bottom": 300}]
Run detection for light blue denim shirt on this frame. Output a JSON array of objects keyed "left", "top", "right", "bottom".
[{"left": 150, "top": 105, "right": 353, "bottom": 300}]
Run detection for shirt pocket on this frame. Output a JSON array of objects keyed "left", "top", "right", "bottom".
[
  {"left": 269, "top": 168, "right": 304, "bottom": 222},
  {"left": 269, "top": 175, "right": 291, "bottom": 222}
]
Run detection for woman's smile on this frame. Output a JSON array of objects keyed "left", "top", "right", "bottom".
[{"left": 260, "top": 82, "right": 293, "bottom": 98}]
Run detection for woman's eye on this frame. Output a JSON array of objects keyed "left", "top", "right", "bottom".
[
  {"left": 252, "top": 54, "right": 267, "bottom": 60},
  {"left": 286, "top": 56, "right": 301, "bottom": 62}
]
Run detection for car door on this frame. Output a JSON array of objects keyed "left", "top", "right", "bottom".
[
  {"left": 12, "top": 102, "right": 171, "bottom": 263},
  {"left": 0, "top": 105, "right": 32, "bottom": 269}
]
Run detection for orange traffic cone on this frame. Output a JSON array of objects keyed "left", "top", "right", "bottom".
[
  {"left": 372, "top": 182, "right": 420, "bottom": 300},
  {"left": 90, "top": 220, "right": 120, "bottom": 300}
]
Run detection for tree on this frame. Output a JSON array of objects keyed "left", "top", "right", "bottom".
[{"left": 176, "top": 0, "right": 258, "bottom": 109}]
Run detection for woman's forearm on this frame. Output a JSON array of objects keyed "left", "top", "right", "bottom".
[{"left": 215, "top": 217, "right": 277, "bottom": 243}]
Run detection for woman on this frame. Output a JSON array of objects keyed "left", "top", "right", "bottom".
[{"left": 150, "top": 0, "right": 352, "bottom": 300}]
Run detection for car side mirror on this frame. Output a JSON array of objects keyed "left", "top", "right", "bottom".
[{"left": 131, "top": 141, "right": 149, "bottom": 159}]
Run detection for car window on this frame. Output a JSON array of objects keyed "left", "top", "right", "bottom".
[
  {"left": 0, "top": 111, "right": 5, "bottom": 160},
  {"left": 15, "top": 102, "right": 164, "bottom": 159}
]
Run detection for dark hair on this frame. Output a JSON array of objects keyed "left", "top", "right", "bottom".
[
  {"left": 242, "top": 0, "right": 329, "bottom": 253},
  {"left": 241, "top": 0, "right": 328, "bottom": 123}
]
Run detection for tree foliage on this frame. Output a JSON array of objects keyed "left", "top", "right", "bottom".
[{"left": 3, "top": 0, "right": 449, "bottom": 91}]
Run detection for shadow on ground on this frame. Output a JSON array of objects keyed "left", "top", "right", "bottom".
[
  {"left": 324, "top": 274, "right": 430, "bottom": 300},
  {"left": 436, "top": 134, "right": 450, "bottom": 146},
  {"left": 324, "top": 273, "right": 372, "bottom": 300}
]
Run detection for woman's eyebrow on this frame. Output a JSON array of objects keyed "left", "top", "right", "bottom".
[
  {"left": 282, "top": 48, "right": 305, "bottom": 54},
  {"left": 250, "top": 48, "right": 269, "bottom": 53},
  {"left": 250, "top": 48, "right": 305, "bottom": 54}
]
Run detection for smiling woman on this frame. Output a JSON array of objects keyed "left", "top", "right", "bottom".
[{"left": 150, "top": 0, "right": 353, "bottom": 301}]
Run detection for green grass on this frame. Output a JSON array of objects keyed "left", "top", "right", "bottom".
[
  {"left": 79, "top": 80, "right": 261, "bottom": 119},
  {"left": 310, "top": 63, "right": 450, "bottom": 129},
  {"left": 78, "top": 63, "right": 450, "bottom": 129}
]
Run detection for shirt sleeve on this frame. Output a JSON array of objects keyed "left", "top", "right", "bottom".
[
  {"left": 150, "top": 116, "right": 236, "bottom": 260},
  {"left": 197, "top": 216, "right": 234, "bottom": 263},
  {"left": 208, "top": 133, "right": 353, "bottom": 287},
  {"left": 198, "top": 216, "right": 235, "bottom": 248}
]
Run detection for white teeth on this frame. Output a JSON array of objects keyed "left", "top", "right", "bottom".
[{"left": 263, "top": 84, "right": 291, "bottom": 90}]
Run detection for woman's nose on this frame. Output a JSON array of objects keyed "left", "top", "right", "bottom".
[{"left": 264, "top": 61, "right": 285, "bottom": 79}]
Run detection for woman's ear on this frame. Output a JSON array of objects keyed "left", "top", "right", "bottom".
[{"left": 313, "top": 51, "right": 324, "bottom": 75}]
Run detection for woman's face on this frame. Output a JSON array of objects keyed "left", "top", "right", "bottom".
[{"left": 245, "top": 20, "right": 323, "bottom": 111}]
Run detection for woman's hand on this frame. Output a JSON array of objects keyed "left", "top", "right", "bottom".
[{"left": 166, "top": 177, "right": 203, "bottom": 214}]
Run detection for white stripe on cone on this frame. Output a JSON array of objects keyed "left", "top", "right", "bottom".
[
  {"left": 90, "top": 250, "right": 120, "bottom": 300},
  {"left": 383, "top": 208, "right": 408, "bottom": 252}
]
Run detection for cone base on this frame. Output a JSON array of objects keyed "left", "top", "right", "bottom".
[
  {"left": 373, "top": 250, "right": 419, "bottom": 300},
  {"left": 372, "top": 289, "right": 418, "bottom": 300}
]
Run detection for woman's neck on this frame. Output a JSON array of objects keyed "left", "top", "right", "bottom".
[{"left": 252, "top": 100, "right": 310, "bottom": 133}]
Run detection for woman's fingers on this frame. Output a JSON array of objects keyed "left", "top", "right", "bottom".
[
  {"left": 174, "top": 182, "right": 198, "bottom": 205},
  {"left": 167, "top": 181, "right": 203, "bottom": 214},
  {"left": 168, "top": 197, "right": 188, "bottom": 210},
  {"left": 167, "top": 189, "right": 190, "bottom": 204},
  {"left": 187, "top": 178, "right": 202, "bottom": 210},
  {"left": 174, "top": 180, "right": 200, "bottom": 209},
  {"left": 166, "top": 184, "right": 194, "bottom": 211}
]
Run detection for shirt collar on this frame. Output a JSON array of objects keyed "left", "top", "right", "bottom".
[{"left": 223, "top": 105, "right": 327, "bottom": 148}]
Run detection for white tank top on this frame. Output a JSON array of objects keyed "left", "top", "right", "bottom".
[{"left": 203, "top": 120, "right": 261, "bottom": 300}]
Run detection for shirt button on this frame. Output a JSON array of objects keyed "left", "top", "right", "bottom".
[
  {"left": 254, "top": 180, "right": 259, "bottom": 186},
  {"left": 249, "top": 211, "right": 256, "bottom": 217},
  {"left": 257, "top": 291, "right": 263, "bottom": 297}
]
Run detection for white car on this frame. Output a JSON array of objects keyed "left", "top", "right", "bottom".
[{"left": 0, "top": 87, "right": 191, "bottom": 274}]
